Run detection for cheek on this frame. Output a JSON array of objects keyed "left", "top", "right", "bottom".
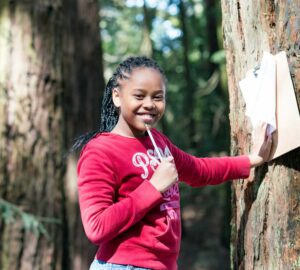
[
  {"left": 158, "top": 102, "right": 166, "bottom": 116},
  {"left": 120, "top": 99, "right": 141, "bottom": 116},
  {"left": 121, "top": 97, "right": 137, "bottom": 108}
]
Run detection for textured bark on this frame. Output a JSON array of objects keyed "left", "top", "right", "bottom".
[
  {"left": 0, "top": 2, "right": 67, "bottom": 269},
  {"left": 221, "top": 1, "right": 300, "bottom": 269},
  {"left": 63, "top": 0, "right": 103, "bottom": 269},
  {"left": 0, "top": 0, "right": 102, "bottom": 269}
]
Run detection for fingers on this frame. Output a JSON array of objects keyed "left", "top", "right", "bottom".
[
  {"left": 158, "top": 155, "right": 174, "bottom": 164},
  {"left": 150, "top": 155, "right": 178, "bottom": 192},
  {"left": 155, "top": 155, "right": 173, "bottom": 164},
  {"left": 268, "top": 134, "right": 272, "bottom": 142},
  {"left": 260, "top": 134, "right": 273, "bottom": 162},
  {"left": 166, "top": 156, "right": 174, "bottom": 162},
  {"left": 250, "top": 122, "right": 274, "bottom": 166},
  {"left": 266, "top": 134, "right": 273, "bottom": 152}
]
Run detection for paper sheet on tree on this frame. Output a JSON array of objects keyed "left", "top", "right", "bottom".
[
  {"left": 239, "top": 51, "right": 300, "bottom": 160},
  {"left": 239, "top": 52, "right": 276, "bottom": 135}
]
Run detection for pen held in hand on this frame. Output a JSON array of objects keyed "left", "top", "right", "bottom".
[{"left": 145, "top": 124, "right": 163, "bottom": 162}]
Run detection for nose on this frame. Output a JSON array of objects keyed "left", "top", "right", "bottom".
[{"left": 143, "top": 97, "right": 155, "bottom": 109}]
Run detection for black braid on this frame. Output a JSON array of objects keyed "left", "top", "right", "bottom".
[
  {"left": 71, "top": 56, "right": 166, "bottom": 152},
  {"left": 100, "top": 77, "right": 119, "bottom": 132}
]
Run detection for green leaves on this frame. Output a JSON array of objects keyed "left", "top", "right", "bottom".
[
  {"left": 0, "top": 198, "right": 60, "bottom": 240},
  {"left": 211, "top": 49, "right": 226, "bottom": 64}
]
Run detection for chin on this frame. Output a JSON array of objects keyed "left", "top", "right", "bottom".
[{"left": 143, "top": 119, "right": 157, "bottom": 127}]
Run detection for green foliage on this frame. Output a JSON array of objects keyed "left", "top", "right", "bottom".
[
  {"left": 0, "top": 198, "right": 60, "bottom": 240},
  {"left": 211, "top": 49, "right": 226, "bottom": 64}
]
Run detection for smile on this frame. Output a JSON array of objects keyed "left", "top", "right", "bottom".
[{"left": 137, "top": 113, "right": 156, "bottom": 122}]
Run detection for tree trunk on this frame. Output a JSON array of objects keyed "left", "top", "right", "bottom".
[
  {"left": 0, "top": 0, "right": 102, "bottom": 269},
  {"left": 178, "top": 0, "right": 196, "bottom": 149},
  {"left": 0, "top": 2, "right": 68, "bottom": 269},
  {"left": 63, "top": 0, "right": 104, "bottom": 269},
  {"left": 140, "top": 0, "right": 154, "bottom": 57},
  {"left": 221, "top": 1, "right": 300, "bottom": 269}
]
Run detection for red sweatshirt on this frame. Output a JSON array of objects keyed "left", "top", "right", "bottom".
[{"left": 77, "top": 129, "right": 250, "bottom": 270}]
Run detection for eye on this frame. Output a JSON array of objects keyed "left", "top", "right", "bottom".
[
  {"left": 133, "top": 94, "right": 144, "bottom": 100},
  {"left": 153, "top": 95, "right": 164, "bottom": 101}
]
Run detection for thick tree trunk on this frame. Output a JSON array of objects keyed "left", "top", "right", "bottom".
[
  {"left": 0, "top": 2, "right": 68, "bottom": 269},
  {"left": 0, "top": 1, "right": 102, "bottom": 269},
  {"left": 63, "top": 0, "right": 104, "bottom": 269},
  {"left": 221, "top": 1, "right": 300, "bottom": 269}
]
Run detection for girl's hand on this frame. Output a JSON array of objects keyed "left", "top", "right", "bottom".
[
  {"left": 149, "top": 156, "right": 178, "bottom": 193},
  {"left": 248, "top": 122, "right": 273, "bottom": 167}
]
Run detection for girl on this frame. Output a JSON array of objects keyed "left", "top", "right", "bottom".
[{"left": 76, "top": 56, "right": 272, "bottom": 270}]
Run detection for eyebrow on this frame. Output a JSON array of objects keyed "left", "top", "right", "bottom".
[{"left": 132, "top": 89, "right": 165, "bottom": 93}]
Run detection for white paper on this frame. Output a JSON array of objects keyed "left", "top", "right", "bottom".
[{"left": 239, "top": 52, "right": 277, "bottom": 135}]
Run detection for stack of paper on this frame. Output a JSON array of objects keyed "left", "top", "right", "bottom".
[
  {"left": 239, "top": 52, "right": 277, "bottom": 135},
  {"left": 239, "top": 51, "right": 300, "bottom": 160}
]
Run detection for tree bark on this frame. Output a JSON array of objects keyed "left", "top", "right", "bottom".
[
  {"left": 221, "top": 1, "right": 300, "bottom": 269},
  {"left": 140, "top": 0, "right": 154, "bottom": 57},
  {"left": 178, "top": 0, "right": 196, "bottom": 149},
  {"left": 63, "top": 0, "right": 104, "bottom": 139},
  {"left": 0, "top": 1, "right": 68, "bottom": 269},
  {"left": 0, "top": 0, "right": 102, "bottom": 269},
  {"left": 63, "top": 0, "right": 103, "bottom": 269}
]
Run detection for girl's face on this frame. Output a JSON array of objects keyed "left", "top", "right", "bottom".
[{"left": 112, "top": 67, "right": 166, "bottom": 137}]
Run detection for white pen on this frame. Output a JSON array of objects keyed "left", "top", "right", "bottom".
[{"left": 145, "top": 124, "right": 163, "bottom": 162}]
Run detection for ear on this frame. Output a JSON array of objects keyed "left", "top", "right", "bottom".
[{"left": 112, "top": 88, "right": 121, "bottom": 108}]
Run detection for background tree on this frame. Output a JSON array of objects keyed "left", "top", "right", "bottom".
[
  {"left": 63, "top": 0, "right": 104, "bottom": 269},
  {"left": 221, "top": 1, "right": 300, "bottom": 269},
  {"left": 0, "top": 2, "right": 69, "bottom": 269},
  {"left": 0, "top": 0, "right": 102, "bottom": 269}
]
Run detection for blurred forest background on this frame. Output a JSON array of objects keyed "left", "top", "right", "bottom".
[{"left": 0, "top": 0, "right": 233, "bottom": 269}]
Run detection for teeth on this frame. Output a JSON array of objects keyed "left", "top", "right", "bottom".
[{"left": 141, "top": 114, "right": 154, "bottom": 120}]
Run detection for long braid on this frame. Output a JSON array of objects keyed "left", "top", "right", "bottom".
[
  {"left": 100, "top": 77, "right": 119, "bottom": 132},
  {"left": 71, "top": 56, "right": 166, "bottom": 152}
]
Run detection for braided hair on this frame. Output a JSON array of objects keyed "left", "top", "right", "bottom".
[{"left": 71, "top": 56, "right": 166, "bottom": 152}]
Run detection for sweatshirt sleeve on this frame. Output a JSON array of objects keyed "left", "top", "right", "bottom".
[
  {"left": 77, "top": 145, "right": 162, "bottom": 245},
  {"left": 165, "top": 141, "right": 250, "bottom": 187}
]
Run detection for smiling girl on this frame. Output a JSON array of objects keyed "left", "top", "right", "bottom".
[{"left": 75, "top": 56, "right": 272, "bottom": 270}]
